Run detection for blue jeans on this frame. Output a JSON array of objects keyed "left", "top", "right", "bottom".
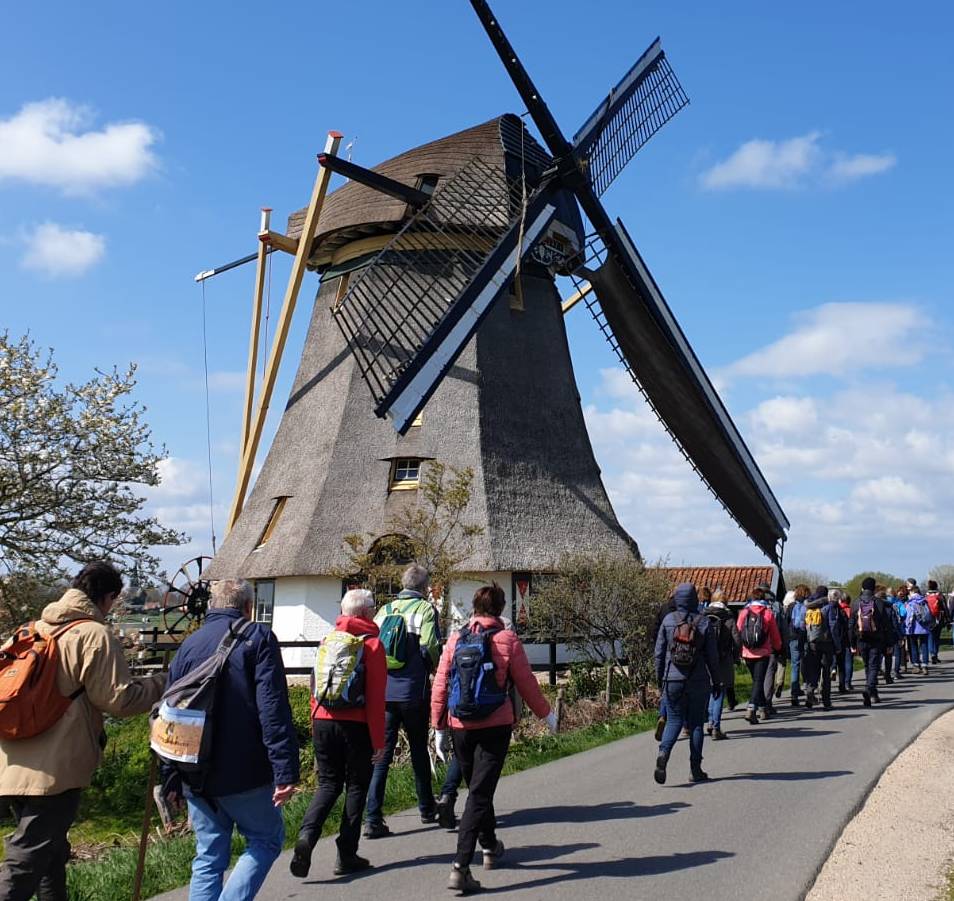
[
  {"left": 892, "top": 642, "right": 904, "bottom": 675},
  {"left": 838, "top": 646, "right": 854, "bottom": 689},
  {"left": 928, "top": 626, "right": 942, "bottom": 659},
  {"left": 366, "top": 701, "right": 435, "bottom": 825},
  {"left": 908, "top": 634, "right": 929, "bottom": 666},
  {"left": 659, "top": 681, "right": 707, "bottom": 765},
  {"left": 707, "top": 688, "right": 725, "bottom": 729},
  {"left": 440, "top": 755, "right": 463, "bottom": 802},
  {"left": 788, "top": 638, "right": 804, "bottom": 694},
  {"left": 187, "top": 784, "right": 284, "bottom": 901}
]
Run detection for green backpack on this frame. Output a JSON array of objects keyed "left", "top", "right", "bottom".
[{"left": 375, "top": 604, "right": 409, "bottom": 671}]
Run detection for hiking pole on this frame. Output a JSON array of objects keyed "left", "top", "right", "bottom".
[{"left": 132, "top": 750, "right": 159, "bottom": 901}]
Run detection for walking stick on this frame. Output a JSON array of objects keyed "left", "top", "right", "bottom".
[{"left": 132, "top": 750, "right": 159, "bottom": 901}]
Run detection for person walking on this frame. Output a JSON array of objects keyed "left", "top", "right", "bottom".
[
  {"left": 801, "top": 586, "right": 835, "bottom": 710},
  {"left": 849, "top": 578, "right": 891, "bottom": 707},
  {"left": 893, "top": 586, "right": 911, "bottom": 673},
  {"left": 654, "top": 583, "right": 721, "bottom": 784},
  {"left": 831, "top": 591, "right": 853, "bottom": 692},
  {"left": 905, "top": 583, "right": 933, "bottom": 674},
  {"left": 785, "top": 585, "right": 810, "bottom": 706},
  {"left": 652, "top": 593, "right": 677, "bottom": 740},
  {"left": 291, "top": 590, "right": 387, "bottom": 879},
  {"left": 703, "top": 588, "right": 740, "bottom": 739},
  {"left": 431, "top": 583, "right": 556, "bottom": 894},
  {"left": 365, "top": 564, "right": 441, "bottom": 838},
  {"left": 924, "top": 580, "right": 947, "bottom": 664},
  {"left": 737, "top": 587, "right": 783, "bottom": 724},
  {"left": 161, "top": 579, "right": 299, "bottom": 901},
  {"left": 761, "top": 586, "right": 786, "bottom": 712},
  {"left": 0, "top": 562, "right": 166, "bottom": 901}
]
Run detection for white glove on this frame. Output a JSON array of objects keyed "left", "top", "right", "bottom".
[
  {"left": 434, "top": 729, "right": 451, "bottom": 763},
  {"left": 545, "top": 711, "right": 558, "bottom": 734}
]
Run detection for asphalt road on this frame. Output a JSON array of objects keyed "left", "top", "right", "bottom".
[{"left": 155, "top": 659, "right": 954, "bottom": 900}]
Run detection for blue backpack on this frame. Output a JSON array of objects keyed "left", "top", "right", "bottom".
[
  {"left": 448, "top": 624, "right": 508, "bottom": 721},
  {"left": 790, "top": 601, "right": 807, "bottom": 634}
]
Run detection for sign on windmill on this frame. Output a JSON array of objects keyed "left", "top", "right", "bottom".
[{"left": 327, "top": 0, "right": 789, "bottom": 564}]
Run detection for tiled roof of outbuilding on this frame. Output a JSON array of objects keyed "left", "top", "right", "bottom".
[{"left": 661, "top": 566, "right": 777, "bottom": 603}]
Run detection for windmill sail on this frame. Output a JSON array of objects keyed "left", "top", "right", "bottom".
[
  {"left": 331, "top": 156, "right": 557, "bottom": 433},
  {"left": 573, "top": 39, "right": 689, "bottom": 197},
  {"left": 586, "top": 220, "right": 789, "bottom": 562}
]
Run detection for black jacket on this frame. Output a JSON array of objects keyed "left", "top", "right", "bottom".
[{"left": 849, "top": 591, "right": 893, "bottom": 649}]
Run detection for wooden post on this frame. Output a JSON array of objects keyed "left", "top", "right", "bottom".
[
  {"left": 548, "top": 640, "right": 557, "bottom": 687},
  {"left": 227, "top": 132, "right": 343, "bottom": 532},
  {"left": 131, "top": 746, "right": 159, "bottom": 900},
  {"left": 605, "top": 661, "right": 613, "bottom": 708},
  {"left": 238, "top": 208, "right": 271, "bottom": 458},
  {"left": 554, "top": 686, "right": 565, "bottom": 731}
]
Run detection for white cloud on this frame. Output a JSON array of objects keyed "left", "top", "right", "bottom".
[
  {"left": 727, "top": 302, "right": 927, "bottom": 380},
  {"left": 851, "top": 476, "right": 926, "bottom": 507},
  {"left": 828, "top": 152, "right": 897, "bottom": 183},
  {"left": 750, "top": 396, "right": 818, "bottom": 434},
  {"left": 20, "top": 222, "right": 105, "bottom": 277},
  {"left": 700, "top": 132, "right": 896, "bottom": 190},
  {"left": 152, "top": 457, "right": 207, "bottom": 502},
  {"left": 206, "top": 370, "right": 246, "bottom": 393},
  {"left": 701, "top": 132, "right": 822, "bottom": 190},
  {"left": 0, "top": 98, "right": 159, "bottom": 194}
]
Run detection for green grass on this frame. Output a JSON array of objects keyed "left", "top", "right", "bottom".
[{"left": 63, "top": 695, "right": 659, "bottom": 899}]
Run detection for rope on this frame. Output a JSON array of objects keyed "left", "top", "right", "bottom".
[
  {"left": 262, "top": 249, "right": 273, "bottom": 378},
  {"left": 200, "top": 280, "right": 218, "bottom": 554}
]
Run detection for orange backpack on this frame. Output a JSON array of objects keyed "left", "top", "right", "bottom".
[{"left": 0, "top": 620, "right": 89, "bottom": 741}]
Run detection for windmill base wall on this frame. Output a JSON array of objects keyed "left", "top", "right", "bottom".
[{"left": 267, "top": 574, "right": 581, "bottom": 671}]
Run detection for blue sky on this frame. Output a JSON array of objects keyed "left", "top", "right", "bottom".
[{"left": 2, "top": 1, "right": 952, "bottom": 583}]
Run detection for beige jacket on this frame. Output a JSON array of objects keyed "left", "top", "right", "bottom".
[{"left": 0, "top": 589, "right": 165, "bottom": 796}]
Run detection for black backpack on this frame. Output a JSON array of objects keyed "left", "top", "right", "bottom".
[
  {"left": 669, "top": 614, "right": 701, "bottom": 669},
  {"left": 707, "top": 613, "right": 735, "bottom": 661},
  {"left": 740, "top": 607, "right": 767, "bottom": 650}
]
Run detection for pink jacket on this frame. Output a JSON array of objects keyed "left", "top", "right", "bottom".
[
  {"left": 737, "top": 603, "right": 783, "bottom": 659},
  {"left": 431, "top": 615, "right": 551, "bottom": 730}
]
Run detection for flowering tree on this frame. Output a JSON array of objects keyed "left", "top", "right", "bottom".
[{"left": 0, "top": 332, "right": 184, "bottom": 626}]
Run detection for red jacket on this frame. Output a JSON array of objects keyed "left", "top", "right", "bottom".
[
  {"left": 312, "top": 615, "right": 386, "bottom": 751},
  {"left": 431, "top": 615, "right": 551, "bottom": 730},
  {"left": 737, "top": 603, "right": 783, "bottom": 659}
]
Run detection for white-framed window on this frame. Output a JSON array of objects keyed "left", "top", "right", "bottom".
[
  {"left": 254, "top": 579, "right": 275, "bottom": 625},
  {"left": 389, "top": 458, "right": 421, "bottom": 490}
]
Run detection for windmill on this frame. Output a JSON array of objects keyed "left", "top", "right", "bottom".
[{"left": 204, "top": 0, "right": 788, "bottom": 653}]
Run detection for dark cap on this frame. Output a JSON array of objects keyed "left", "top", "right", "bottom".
[{"left": 862, "top": 577, "right": 876, "bottom": 591}]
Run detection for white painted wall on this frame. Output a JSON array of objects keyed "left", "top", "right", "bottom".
[{"left": 272, "top": 575, "right": 341, "bottom": 670}]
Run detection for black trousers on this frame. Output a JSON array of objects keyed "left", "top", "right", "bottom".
[
  {"left": 0, "top": 789, "right": 82, "bottom": 901},
  {"left": 299, "top": 720, "right": 373, "bottom": 858},
  {"left": 802, "top": 644, "right": 833, "bottom": 707},
  {"left": 745, "top": 657, "right": 770, "bottom": 709},
  {"left": 858, "top": 643, "right": 883, "bottom": 696},
  {"left": 452, "top": 725, "right": 511, "bottom": 868}
]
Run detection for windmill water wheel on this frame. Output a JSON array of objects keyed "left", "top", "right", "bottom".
[{"left": 161, "top": 555, "right": 212, "bottom": 640}]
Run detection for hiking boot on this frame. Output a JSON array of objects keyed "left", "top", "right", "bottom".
[
  {"left": 334, "top": 853, "right": 372, "bottom": 876},
  {"left": 790, "top": 695, "right": 800, "bottom": 708},
  {"left": 758, "top": 707, "right": 772, "bottom": 721},
  {"left": 747, "top": 708, "right": 758, "bottom": 725},
  {"left": 481, "top": 839, "right": 505, "bottom": 870},
  {"left": 914, "top": 666, "right": 923, "bottom": 674},
  {"left": 681, "top": 726, "right": 690, "bottom": 739},
  {"left": 705, "top": 723, "right": 714, "bottom": 736},
  {"left": 436, "top": 794, "right": 457, "bottom": 831},
  {"left": 872, "top": 693, "right": 881, "bottom": 704},
  {"left": 653, "top": 753, "right": 668, "bottom": 785},
  {"left": 884, "top": 673, "right": 893, "bottom": 684},
  {"left": 654, "top": 715, "right": 666, "bottom": 741},
  {"left": 448, "top": 864, "right": 481, "bottom": 894},
  {"left": 363, "top": 821, "right": 391, "bottom": 840},
  {"left": 774, "top": 684, "right": 784, "bottom": 700},
  {"left": 689, "top": 765, "right": 709, "bottom": 783},
  {"left": 862, "top": 690, "right": 872, "bottom": 708},
  {"left": 804, "top": 690, "right": 815, "bottom": 709},
  {"left": 931, "top": 656, "right": 940, "bottom": 664},
  {"left": 290, "top": 835, "right": 313, "bottom": 878},
  {"left": 713, "top": 728, "right": 727, "bottom": 740},
  {"left": 421, "top": 810, "right": 438, "bottom": 825},
  {"left": 822, "top": 703, "right": 833, "bottom": 711}
]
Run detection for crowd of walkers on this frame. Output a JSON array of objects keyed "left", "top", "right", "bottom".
[
  {"left": 652, "top": 577, "right": 951, "bottom": 784},
  {"left": 0, "top": 561, "right": 948, "bottom": 899}
]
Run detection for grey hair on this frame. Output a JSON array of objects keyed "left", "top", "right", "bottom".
[
  {"left": 711, "top": 588, "right": 726, "bottom": 604},
  {"left": 828, "top": 588, "right": 845, "bottom": 604},
  {"left": 210, "top": 579, "right": 254, "bottom": 611},
  {"left": 401, "top": 563, "right": 429, "bottom": 593},
  {"left": 341, "top": 589, "right": 375, "bottom": 616}
]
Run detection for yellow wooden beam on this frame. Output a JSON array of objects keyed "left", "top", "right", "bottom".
[
  {"left": 260, "top": 230, "right": 299, "bottom": 256},
  {"left": 239, "top": 209, "right": 271, "bottom": 459},
  {"left": 227, "top": 131, "right": 343, "bottom": 533},
  {"left": 561, "top": 282, "right": 592, "bottom": 314}
]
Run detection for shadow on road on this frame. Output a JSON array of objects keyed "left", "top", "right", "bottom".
[
  {"left": 702, "top": 769, "right": 852, "bottom": 784},
  {"left": 727, "top": 727, "right": 839, "bottom": 739},
  {"left": 498, "top": 800, "right": 689, "bottom": 828}
]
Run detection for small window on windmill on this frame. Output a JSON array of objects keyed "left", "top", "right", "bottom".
[
  {"left": 255, "top": 496, "right": 289, "bottom": 550},
  {"left": 415, "top": 174, "right": 440, "bottom": 197},
  {"left": 411, "top": 412, "right": 423, "bottom": 428},
  {"left": 389, "top": 458, "right": 421, "bottom": 491},
  {"left": 253, "top": 579, "right": 275, "bottom": 626}
]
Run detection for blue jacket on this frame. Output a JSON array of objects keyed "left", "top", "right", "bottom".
[
  {"left": 378, "top": 590, "right": 442, "bottom": 704},
  {"left": 167, "top": 608, "right": 300, "bottom": 797},
  {"left": 654, "top": 584, "right": 720, "bottom": 688},
  {"left": 905, "top": 593, "right": 932, "bottom": 636}
]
